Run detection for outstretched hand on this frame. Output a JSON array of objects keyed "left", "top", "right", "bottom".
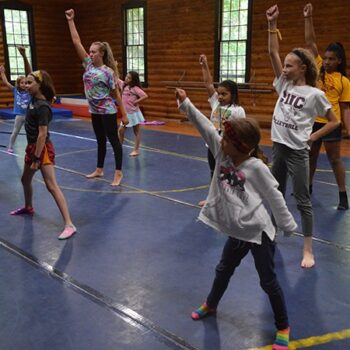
[
  {"left": 199, "top": 54, "right": 208, "bottom": 66},
  {"left": 266, "top": 4, "right": 279, "bottom": 22},
  {"left": 175, "top": 88, "right": 187, "bottom": 103},
  {"left": 17, "top": 46, "right": 26, "bottom": 56},
  {"left": 303, "top": 3, "right": 313, "bottom": 17},
  {"left": 65, "top": 9, "right": 75, "bottom": 20}
]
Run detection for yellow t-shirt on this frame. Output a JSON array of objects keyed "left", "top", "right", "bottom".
[{"left": 315, "top": 55, "right": 350, "bottom": 123}]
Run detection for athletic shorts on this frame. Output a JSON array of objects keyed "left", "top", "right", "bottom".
[
  {"left": 312, "top": 122, "right": 342, "bottom": 142},
  {"left": 25, "top": 141, "right": 55, "bottom": 166}
]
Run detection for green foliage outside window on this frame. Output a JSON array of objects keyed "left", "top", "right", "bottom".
[
  {"left": 3, "top": 9, "right": 32, "bottom": 81},
  {"left": 220, "top": 0, "right": 249, "bottom": 82},
  {"left": 125, "top": 7, "right": 145, "bottom": 82}
]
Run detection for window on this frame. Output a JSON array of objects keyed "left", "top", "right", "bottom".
[
  {"left": 217, "top": 0, "right": 251, "bottom": 83},
  {"left": 123, "top": 1, "right": 147, "bottom": 84},
  {"left": 0, "top": 1, "right": 35, "bottom": 82}
]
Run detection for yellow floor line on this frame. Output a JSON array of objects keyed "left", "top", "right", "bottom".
[{"left": 247, "top": 328, "right": 350, "bottom": 350}]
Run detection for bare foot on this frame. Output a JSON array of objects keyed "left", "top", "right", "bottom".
[
  {"left": 86, "top": 169, "right": 104, "bottom": 178},
  {"left": 129, "top": 150, "right": 139, "bottom": 157},
  {"left": 198, "top": 200, "right": 206, "bottom": 207},
  {"left": 111, "top": 170, "right": 123, "bottom": 186},
  {"left": 301, "top": 251, "right": 315, "bottom": 268}
]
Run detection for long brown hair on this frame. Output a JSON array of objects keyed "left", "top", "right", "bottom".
[
  {"left": 224, "top": 117, "right": 268, "bottom": 164},
  {"left": 30, "top": 70, "right": 56, "bottom": 102}
]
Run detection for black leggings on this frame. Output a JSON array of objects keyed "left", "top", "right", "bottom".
[
  {"left": 91, "top": 113, "right": 122, "bottom": 170},
  {"left": 206, "top": 233, "right": 289, "bottom": 330}
]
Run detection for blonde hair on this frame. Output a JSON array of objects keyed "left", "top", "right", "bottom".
[
  {"left": 15, "top": 76, "right": 26, "bottom": 91},
  {"left": 291, "top": 48, "right": 318, "bottom": 87},
  {"left": 92, "top": 41, "right": 119, "bottom": 78}
]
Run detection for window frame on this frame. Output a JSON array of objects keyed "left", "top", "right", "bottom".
[
  {"left": 122, "top": 0, "right": 147, "bottom": 87},
  {"left": 0, "top": 0, "right": 36, "bottom": 84},
  {"left": 214, "top": 0, "right": 252, "bottom": 84}
]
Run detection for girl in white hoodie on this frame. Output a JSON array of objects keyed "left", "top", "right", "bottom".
[{"left": 176, "top": 88, "right": 297, "bottom": 350}]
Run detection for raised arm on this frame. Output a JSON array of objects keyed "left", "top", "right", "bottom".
[
  {"left": 267, "top": 5, "right": 283, "bottom": 78},
  {"left": 303, "top": 3, "right": 318, "bottom": 57},
  {"left": 65, "top": 9, "right": 88, "bottom": 61},
  {"left": 199, "top": 54, "right": 216, "bottom": 97},
  {"left": 17, "top": 46, "right": 32, "bottom": 74},
  {"left": 0, "top": 65, "right": 14, "bottom": 90}
]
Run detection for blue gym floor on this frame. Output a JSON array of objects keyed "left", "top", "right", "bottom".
[{"left": 0, "top": 117, "right": 349, "bottom": 350}]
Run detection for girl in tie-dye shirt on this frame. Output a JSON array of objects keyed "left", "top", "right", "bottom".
[{"left": 66, "top": 8, "right": 128, "bottom": 186}]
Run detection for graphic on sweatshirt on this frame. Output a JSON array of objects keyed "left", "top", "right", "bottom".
[{"left": 219, "top": 165, "right": 246, "bottom": 191}]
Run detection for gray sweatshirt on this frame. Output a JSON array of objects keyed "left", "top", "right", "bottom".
[{"left": 179, "top": 97, "right": 298, "bottom": 244}]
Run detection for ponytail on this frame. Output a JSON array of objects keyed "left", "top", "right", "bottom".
[
  {"left": 92, "top": 41, "right": 118, "bottom": 78},
  {"left": 251, "top": 146, "right": 268, "bottom": 165}
]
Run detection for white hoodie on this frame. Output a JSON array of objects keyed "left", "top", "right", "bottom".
[{"left": 179, "top": 97, "right": 298, "bottom": 244}]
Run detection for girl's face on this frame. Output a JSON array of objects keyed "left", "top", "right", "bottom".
[
  {"left": 25, "top": 75, "right": 40, "bottom": 97},
  {"left": 323, "top": 51, "right": 341, "bottom": 73},
  {"left": 124, "top": 73, "right": 132, "bottom": 84},
  {"left": 18, "top": 78, "right": 27, "bottom": 90},
  {"left": 89, "top": 44, "right": 104, "bottom": 66},
  {"left": 217, "top": 86, "right": 232, "bottom": 106},
  {"left": 282, "top": 53, "right": 306, "bottom": 83}
]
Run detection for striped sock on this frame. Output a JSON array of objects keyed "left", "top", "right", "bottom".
[
  {"left": 272, "top": 327, "right": 290, "bottom": 350},
  {"left": 191, "top": 302, "right": 216, "bottom": 320}
]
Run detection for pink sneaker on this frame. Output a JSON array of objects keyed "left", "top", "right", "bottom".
[
  {"left": 7, "top": 148, "right": 14, "bottom": 153},
  {"left": 10, "top": 207, "right": 34, "bottom": 215},
  {"left": 58, "top": 225, "right": 77, "bottom": 240}
]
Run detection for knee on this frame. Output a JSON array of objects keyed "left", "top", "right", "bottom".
[
  {"left": 215, "top": 261, "right": 235, "bottom": 277},
  {"left": 45, "top": 182, "right": 58, "bottom": 194},
  {"left": 328, "top": 157, "right": 342, "bottom": 167},
  {"left": 296, "top": 202, "right": 313, "bottom": 216},
  {"left": 260, "top": 278, "right": 280, "bottom": 295}
]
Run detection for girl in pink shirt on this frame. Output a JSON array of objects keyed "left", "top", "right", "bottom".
[{"left": 118, "top": 71, "right": 148, "bottom": 156}]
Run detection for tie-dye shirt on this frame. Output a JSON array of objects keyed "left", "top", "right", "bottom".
[{"left": 83, "top": 57, "right": 117, "bottom": 115}]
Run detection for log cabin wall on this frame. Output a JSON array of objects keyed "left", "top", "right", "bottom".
[
  {"left": 1, "top": 0, "right": 349, "bottom": 127},
  {"left": 0, "top": 0, "right": 82, "bottom": 107}
]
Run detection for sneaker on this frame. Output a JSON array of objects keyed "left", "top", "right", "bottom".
[
  {"left": 337, "top": 192, "right": 349, "bottom": 210},
  {"left": 10, "top": 207, "right": 34, "bottom": 215},
  {"left": 58, "top": 224, "right": 77, "bottom": 240},
  {"left": 191, "top": 302, "right": 216, "bottom": 320}
]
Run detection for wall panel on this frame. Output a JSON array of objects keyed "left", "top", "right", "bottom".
[{"left": 1, "top": 0, "right": 349, "bottom": 127}]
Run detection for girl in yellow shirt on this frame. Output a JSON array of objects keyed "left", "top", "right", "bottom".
[{"left": 304, "top": 3, "right": 349, "bottom": 210}]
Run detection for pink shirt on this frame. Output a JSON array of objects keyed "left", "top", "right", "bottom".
[{"left": 118, "top": 79, "right": 147, "bottom": 114}]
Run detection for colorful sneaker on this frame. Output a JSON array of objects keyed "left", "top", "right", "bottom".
[
  {"left": 191, "top": 302, "right": 216, "bottom": 320},
  {"left": 10, "top": 207, "right": 34, "bottom": 215},
  {"left": 58, "top": 224, "right": 77, "bottom": 240}
]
